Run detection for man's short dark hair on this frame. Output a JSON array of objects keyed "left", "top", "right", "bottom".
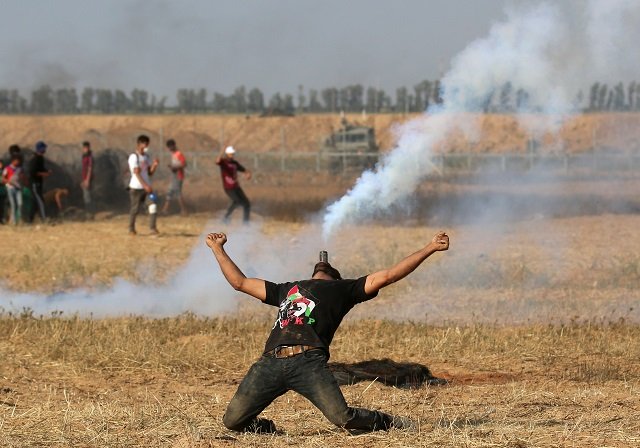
[
  {"left": 166, "top": 139, "right": 176, "bottom": 149},
  {"left": 8, "top": 144, "right": 21, "bottom": 156},
  {"left": 312, "top": 262, "right": 342, "bottom": 280},
  {"left": 137, "top": 134, "right": 150, "bottom": 145},
  {"left": 82, "top": 141, "right": 91, "bottom": 148}
]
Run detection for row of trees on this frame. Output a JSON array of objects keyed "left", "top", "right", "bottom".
[
  {"left": 1, "top": 81, "right": 638, "bottom": 115},
  {"left": 0, "top": 81, "right": 445, "bottom": 115},
  {"left": 0, "top": 86, "right": 168, "bottom": 114},
  {"left": 587, "top": 82, "right": 640, "bottom": 112}
]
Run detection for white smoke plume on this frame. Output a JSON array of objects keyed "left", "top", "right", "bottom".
[
  {"left": 322, "top": 1, "right": 640, "bottom": 238},
  {"left": 0, "top": 224, "right": 318, "bottom": 317}
]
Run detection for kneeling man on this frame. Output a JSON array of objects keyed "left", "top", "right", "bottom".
[{"left": 206, "top": 230, "right": 449, "bottom": 433}]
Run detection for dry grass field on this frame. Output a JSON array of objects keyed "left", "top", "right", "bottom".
[{"left": 1, "top": 208, "right": 639, "bottom": 447}]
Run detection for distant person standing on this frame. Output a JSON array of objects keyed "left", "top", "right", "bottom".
[
  {"left": 161, "top": 139, "right": 187, "bottom": 215},
  {"left": 2, "top": 154, "right": 26, "bottom": 225},
  {"left": 216, "top": 146, "right": 251, "bottom": 223},
  {"left": 28, "top": 140, "right": 51, "bottom": 223},
  {"left": 0, "top": 160, "right": 5, "bottom": 224},
  {"left": 128, "top": 134, "right": 159, "bottom": 235},
  {"left": 81, "top": 141, "right": 94, "bottom": 215}
]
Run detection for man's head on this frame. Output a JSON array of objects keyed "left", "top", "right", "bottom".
[
  {"left": 312, "top": 262, "right": 342, "bottom": 281},
  {"left": 224, "top": 146, "right": 236, "bottom": 159},
  {"left": 137, "top": 134, "right": 150, "bottom": 152},
  {"left": 10, "top": 154, "right": 21, "bottom": 166},
  {"left": 35, "top": 140, "right": 47, "bottom": 155},
  {"left": 166, "top": 139, "right": 177, "bottom": 152},
  {"left": 8, "top": 144, "right": 20, "bottom": 156},
  {"left": 82, "top": 141, "right": 91, "bottom": 153}
]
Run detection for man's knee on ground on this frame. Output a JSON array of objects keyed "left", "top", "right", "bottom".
[
  {"left": 223, "top": 413, "right": 276, "bottom": 433},
  {"left": 222, "top": 411, "right": 246, "bottom": 431},
  {"left": 323, "top": 405, "right": 353, "bottom": 427}
]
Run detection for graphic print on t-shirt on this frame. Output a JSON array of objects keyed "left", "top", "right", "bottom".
[{"left": 273, "top": 285, "right": 317, "bottom": 329}]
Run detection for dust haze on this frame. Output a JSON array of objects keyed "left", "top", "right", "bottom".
[{"left": 1, "top": 0, "right": 510, "bottom": 97}]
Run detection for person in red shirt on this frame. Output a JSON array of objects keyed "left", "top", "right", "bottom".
[
  {"left": 0, "top": 159, "right": 5, "bottom": 224},
  {"left": 216, "top": 146, "right": 251, "bottom": 223},
  {"left": 161, "top": 139, "right": 187, "bottom": 215},
  {"left": 2, "top": 154, "right": 26, "bottom": 225},
  {"left": 81, "top": 141, "right": 94, "bottom": 215}
]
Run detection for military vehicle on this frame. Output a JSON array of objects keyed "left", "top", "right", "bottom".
[{"left": 320, "top": 119, "right": 379, "bottom": 173}]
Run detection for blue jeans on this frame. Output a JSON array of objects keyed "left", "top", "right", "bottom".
[
  {"left": 82, "top": 185, "right": 94, "bottom": 213},
  {"left": 223, "top": 350, "right": 396, "bottom": 432},
  {"left": 30, "top": 182, "right": 46, "bottom": 222},
  {"left": 6, "top": 186, "right": 22, "bottom": 225}
]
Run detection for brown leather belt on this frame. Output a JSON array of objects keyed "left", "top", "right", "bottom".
[{"left": 267, "top": 345, "right": 318, "bottom": 359}]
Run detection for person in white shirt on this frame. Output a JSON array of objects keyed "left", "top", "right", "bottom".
[{"left": 128, "top": 134, "right": 159, "bottom": 235}]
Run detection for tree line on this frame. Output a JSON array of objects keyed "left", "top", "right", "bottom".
[{"left": 0, "top": 81, "right": 638, "bottom": 115}]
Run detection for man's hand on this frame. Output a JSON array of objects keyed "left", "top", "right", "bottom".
[
  {"left": 206, "top": 231, "right": 267, "bottom": 301},
  {"left": 244, "top": 171, "right": 252, "bottom": 181},
  {"left": 206, "top": 232, "right": 227, "bottom": 249},
  {"left": 429, "top": 231, "right": 449, "bottom": 252},
  {"left": 143, "top": 184, "right": 153, "bottom": 194},
  {"left": 364, "top": 230, "right": 450, "bottom": 295}
]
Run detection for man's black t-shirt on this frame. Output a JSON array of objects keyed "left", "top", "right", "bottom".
[
  {"left": 263, "top": 277, "right": 377, "bottom": 355},
  {"left": 29, "top": 155, "right": 46, "bottom": 186}
]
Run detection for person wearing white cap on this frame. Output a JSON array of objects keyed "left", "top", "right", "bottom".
[{"left": 215, "top": 145, "right": 252, "bottom": 223}]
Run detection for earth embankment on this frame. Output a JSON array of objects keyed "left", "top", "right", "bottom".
[{"left": 0, "top": 112, "right": 638, "bottom": 154}]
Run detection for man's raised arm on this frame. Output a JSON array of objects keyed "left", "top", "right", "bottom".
[
  {"left": 364, "top": 231, "right": 449, "bottom": 296},
  {"left": 206, "top": 232, "right": 267, "bottom": 301}
]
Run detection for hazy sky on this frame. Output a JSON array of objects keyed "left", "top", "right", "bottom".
[{"left": 0, "top": 0, "right": 520, "bottom": 98}]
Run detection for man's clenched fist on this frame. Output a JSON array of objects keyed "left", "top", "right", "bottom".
[
  {"left": 430, "top": 231, "right": 449, "bottom": 251},
  {"left": 206, "top": 232, "right": 227, "bottom": 249}
]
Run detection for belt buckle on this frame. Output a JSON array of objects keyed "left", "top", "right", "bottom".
[
  {"left": 275, "top": 345, "right": 297, "bottom": 359},
  {"left": 274, "top": 346, "right": 287, "bottom": 359}
]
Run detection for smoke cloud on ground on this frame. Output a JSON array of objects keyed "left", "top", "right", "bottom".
[
  {"left": 0, "top": 222, "right": 320, "bottom": 317},
  {"left": 322, "top": 1, "right": 640, "bottom": 238}
]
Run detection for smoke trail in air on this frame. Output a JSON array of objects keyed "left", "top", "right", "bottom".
[{"left": 322, "top": 1, "right": 640, "bottom": 238}]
